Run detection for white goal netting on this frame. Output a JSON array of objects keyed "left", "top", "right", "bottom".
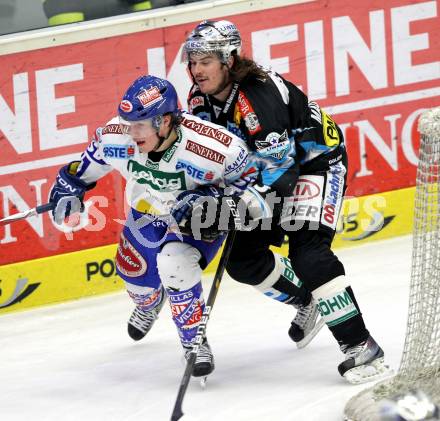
[{"left": 344, "top": 107, "right": 440, "bottom": 421}]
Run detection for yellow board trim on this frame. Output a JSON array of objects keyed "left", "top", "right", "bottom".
[
  {"left": 48, "top": 12, "right": 85, "bottom": 26},
  {"left": 0, "top": 187, "right": 415, "bottom": 315},
  {"left": 131, "top": 1, "right": 152, "bottom": 11}
]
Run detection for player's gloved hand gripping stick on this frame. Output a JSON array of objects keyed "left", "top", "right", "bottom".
[{"left": 0, "top": 162, "right": 95, "bottom": 227}]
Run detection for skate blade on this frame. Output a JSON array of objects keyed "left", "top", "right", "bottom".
[
  {"left": 343, "top": 357, "right": 394, "bottom": 385},
  {"left": 296, "top": 318, "right": 325, "bottom": 349},
  {"left": 200, "top": 376, "right": 208, "bottom": 388}
]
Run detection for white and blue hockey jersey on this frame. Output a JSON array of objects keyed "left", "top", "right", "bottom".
[{"left": 75, "top": 112, "right": 251, "bottom": 215}]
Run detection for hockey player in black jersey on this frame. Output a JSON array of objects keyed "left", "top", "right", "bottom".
[{"left": 181, "top": 19, "right": 391, "bottom": 384}]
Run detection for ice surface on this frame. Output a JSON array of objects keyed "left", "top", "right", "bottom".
[{"left": 0, "top": 236, "right": 411, "bottom": 421}]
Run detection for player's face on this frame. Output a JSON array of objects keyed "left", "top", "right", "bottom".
[
  {"left": 119, "top": 118, "right": 160, "bottom": 153},
  {"left": 189, "top": 53, "right": 230, "bottom": 99}
]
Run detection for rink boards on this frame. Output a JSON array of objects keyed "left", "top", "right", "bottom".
[
  {"left": 1, "top": 0, "right": 438, "bottom": 313},
  {"left": 0, "top": 186, "right": 414, "bottom": 314}
]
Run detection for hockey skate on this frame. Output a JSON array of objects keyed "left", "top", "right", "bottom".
[
  {"left": 338, "top": 335, "right": 393, "bottom": 384},
  {"left": 288, "top": 298, "right": 324, "bottom": 349},
  {"left": 184, "top": 340, "right": 215, "bottom": 379},
  {"left": 127, "top": 289, "right": 167, "bottom": 341}
]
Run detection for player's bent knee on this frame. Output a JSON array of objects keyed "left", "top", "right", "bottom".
[{"left": 157, "top": 242, "right": 202, "bottom": 290}]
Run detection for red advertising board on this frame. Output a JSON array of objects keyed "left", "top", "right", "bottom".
[{"left": 0, "top": 0, "right": 439, "bottom": 265}]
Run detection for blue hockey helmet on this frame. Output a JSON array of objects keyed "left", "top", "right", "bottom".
[{"left": 118, "top": 75, "right": 179, "bottom": 125}]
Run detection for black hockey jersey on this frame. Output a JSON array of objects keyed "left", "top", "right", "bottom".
[{"left": 188, "top": 70, "right": 346, "bottom": 198}]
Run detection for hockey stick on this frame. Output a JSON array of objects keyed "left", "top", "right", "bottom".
[
  {"left": 0, "top": 203, "right": 54, "bottom": 226},
  {"left": 170, "top": 230, "right": 237, "bottom": 421}
]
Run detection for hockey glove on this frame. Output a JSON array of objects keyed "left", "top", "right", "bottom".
[
  {"left": 49, "top": 161, "right": 96, "bottom": 225},
  {"left": 170, "top": 186, "right": 225, "bottom": 241},
  {"left": 171, "top": 185, "right": 262, "bottom": 241}
]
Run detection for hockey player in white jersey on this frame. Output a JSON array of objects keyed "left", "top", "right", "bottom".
[{"left": 48, "top": 75, "right": 311, "bottom": 379}]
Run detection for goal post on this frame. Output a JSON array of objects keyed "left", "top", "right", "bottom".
[{"left": 343, "top": 107, "right": 440, "bottom": 421}]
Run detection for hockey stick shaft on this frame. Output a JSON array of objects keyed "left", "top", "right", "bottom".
[
  {"left": 0, "top": 203, "right": 54, "bottom": 226},
  {"left": 170, "top": 230, "right": 237, "bottom": 421}
]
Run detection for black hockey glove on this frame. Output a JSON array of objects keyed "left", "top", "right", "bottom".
[
  {"left": 49, "top": 161, "right": 96, "bottom": 225},
  {"left": 171, "top": 185, "right": 247, "bottom": 241}
]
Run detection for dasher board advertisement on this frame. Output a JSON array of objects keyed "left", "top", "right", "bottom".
[{"left": 1, "top": 0, "right": 438, "bottom": 268}]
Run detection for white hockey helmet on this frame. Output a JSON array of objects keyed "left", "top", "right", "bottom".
[{"left": 182, "top": 20, "right": 242, "bottom": 63}]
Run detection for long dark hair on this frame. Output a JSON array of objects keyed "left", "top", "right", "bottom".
[{"left": 228, "top": 54, "right": 268, "bottom": 82}]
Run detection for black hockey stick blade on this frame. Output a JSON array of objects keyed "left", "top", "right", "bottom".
[
  {"left": 0, "top": 203, "right": 54, "bottom": 226},
  {"left": 170, "top": 230, "right": 237, "bottom": 421}
]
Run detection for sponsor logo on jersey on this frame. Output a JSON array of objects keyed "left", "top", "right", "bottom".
[
  {"left": 292, "top": 178, "right": 321, "bottom": 201},
  {"left": 283, "top": 175, "right": 324, "bottom": 225},
  {"left": 103, "top": 144, "right": 135, "bottom": 159},
  {"left": 161, "top": 142, "right": 178, "bottom": 163},
  {"left": 137, "top": 86, "right": 163, "bottom": 108},
  {"left": 189, "top": 96, "right": 204, "bottom": 111},
  {"left": 181, "top": 117, "right": 232, "bottom": 146},
  {"left": 144, "top": 159, "right": 159, "bottom": 169},
  {"left": 127, "top": 160, "right": 187, "bottom": 191},
  {"left": 102, "top": 124, "right": 123, "bottom": 135},
  {"left": 185, "top": 140, "right": 225, "bottom": 164},
  {"left": 176, "top": 160, "right": 214, "bottom": 181},
  {"left": 115, "top": 233, "right": 147, "bottom": 278},
  {"left": 322, "top": 110, "right": 340, "bottom": 147},
  {"left": 119, "top": 100, "right": 133, "bottom": 113},
  {"left": 224, "top": 146, "right": 248, "bottom": 177},
  {"left": 255, "top": 130, "right": 290, "bottom": 160},
  {"left": 237, "top": 91, "right": 261, "bottom": 135},
  {"left": 321, "top": 162, "right": 345, "bottom": 229}
]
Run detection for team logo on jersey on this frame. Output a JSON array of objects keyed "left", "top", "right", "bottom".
[
  {"left": 137, "top": 86, "right": 163, "bottom": 108},
  {"left": 181, "top": 117, "right": 232, "bottom": 146},
  {"left": 127, "top": 160, "right": 187, "bottom": 191},
  {"left": 255, "top": 130, "right": 290, "bottom": 160},
  {"left": 176, "top": 160, "right": 214, "bottom": 181},
  {"left": 185, "top": 140, "right": 225, "bottom": 164},
  {"left": 115, "top": 233, "right": 147, "bottom": 278},
  {"left": 119, "top": 100, "right": 133, "bottom": 113},
  {"left": 103, "top": 144, "right": 135, "bottom": 159},
  {"left": 237, "top": 92, "right": 261, "bottom": 135}
]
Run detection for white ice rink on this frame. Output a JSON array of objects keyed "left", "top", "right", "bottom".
[{"left": 0, "top": 235, "right": 412, "bottom": 421}]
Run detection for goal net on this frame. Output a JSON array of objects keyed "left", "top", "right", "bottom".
[{"left": 343, "top": 107, "right": 440, "bottom": 421}]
